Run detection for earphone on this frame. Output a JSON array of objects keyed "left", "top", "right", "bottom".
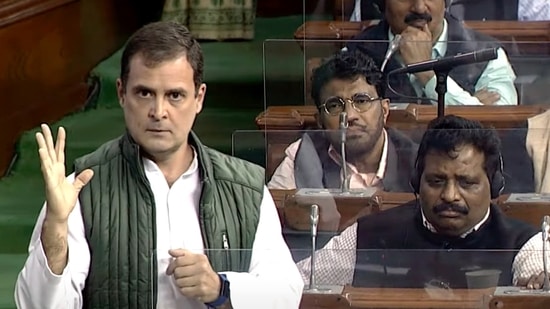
[{"left": 409, "top": 152, "right": 505, "bottom": 199}]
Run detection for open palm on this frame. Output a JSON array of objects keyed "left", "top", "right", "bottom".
[{"left": 36, "top": 124, "right": 93, "bottom": 222}]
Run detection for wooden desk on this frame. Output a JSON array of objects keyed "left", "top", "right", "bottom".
[
  {"left": 257, "top": 104, "right": 548, "bottom": 178},
  {"left": 301, "top": 286, "right": 492, "bottom": 309},
  {"left": 271, "top": 189, "right": 550, "bottom": 232},
  {"left": 294, "top": 20, "right": 550, "bottom": 55},
  {"left": 300, "top": 286, "right": 550, "bottom": 309},
  {"left": 256, "top": 104, "right": 548, "bottom": 131}
]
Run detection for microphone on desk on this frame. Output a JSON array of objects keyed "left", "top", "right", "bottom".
[
  {"left": 380, "top": 34, "right": 401, "bottom": 73},
  {"left": 339, "top": 112, "right": 350, "bottom": 193},
  {"left": 542, "top": 215, "right": 550, "bottom": 291},
  {"left": 309, "top": 204, "right": 319, "bottom": 290},
  {"left": 387, "top": 47, "right": 498, "bottom": 75}
]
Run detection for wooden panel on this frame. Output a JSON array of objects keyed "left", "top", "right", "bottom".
[
  {"left": 257, "top": 105, "right": 549, "bottom": 131},
  {"left": 489, "top": 293, "right": 550, "bottom": 309},
  {"left": 301, "top": 286, "right": 493, "bottom": 309},
  {"left": 0, "top": 0, "right": 156, "bottom": 176},
  {"left": 294, "top": 20, "right": 550, "bottom": 42},
  {"left": 272, "top": 189, "right": 550, "bottom": 231},
  {"left": 294, "top": 20, "right": 550, "bottom": 55},
  {"left": 300, "top": 286, "right": 550, "bottom": 309},
  {"left": 257, "top": 104, "right": 549, "bottom": 179}
]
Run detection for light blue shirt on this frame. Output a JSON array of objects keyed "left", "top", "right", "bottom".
[
  {"left": 386, "top": 19, "right": 517, "bottom": 105},
  {"left": 351, "top": 0, "right": 550, "bottom": 22}
]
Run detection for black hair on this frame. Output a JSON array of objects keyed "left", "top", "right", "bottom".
[
  {"left": 416, "top": 115, "right": 501, "bottom": 179},
  {"left": 311, "top": 49, "right": 384, "bottom": 108},
  {"left": 120, "top": 21, "right": 204, "bottom": 93}
]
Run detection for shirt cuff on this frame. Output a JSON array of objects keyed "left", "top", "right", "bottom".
[{"left": 222, "top": 271, "right": 303, "bottom": 308}]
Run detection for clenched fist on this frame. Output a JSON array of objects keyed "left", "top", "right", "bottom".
[{"left": 166, "top": 249, "right": 221, "bottom": 303}]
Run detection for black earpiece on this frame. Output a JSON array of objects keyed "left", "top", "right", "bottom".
[{"left": 409, "top": 153, "right": 505, "bottom": 199}]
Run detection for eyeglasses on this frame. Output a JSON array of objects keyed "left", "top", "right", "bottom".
[{"left": 319, "top": 93, "right": 382, "bottom": 116}]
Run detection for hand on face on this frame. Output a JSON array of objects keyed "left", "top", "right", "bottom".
[
  {"left": 516, "top": 272, "right": 549, "bottom": 290},
  {"left": 166, "top": 249, "right": 221, "bottom": 303},
  {"left": 399, "top": 23, "right": 433, "bottom": 65}
]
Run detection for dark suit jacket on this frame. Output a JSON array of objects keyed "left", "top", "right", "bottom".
[{"left": 499, "top": 121, "right": 535, "bottom": 193}]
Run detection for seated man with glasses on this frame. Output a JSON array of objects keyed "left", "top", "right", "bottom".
[{"left": 268, "top": 50, "right": 418, "bottom": 192}]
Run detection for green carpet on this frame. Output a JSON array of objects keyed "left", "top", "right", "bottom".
[{"left": 0, "top": 15, "right": 309, "bottom": 307}]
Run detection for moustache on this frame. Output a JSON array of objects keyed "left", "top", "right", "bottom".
[
  {"left": 346, "top": 123, "right": 368, "bottom": 132},
  {"left": 433, "top": 203, "right": 469, "bottom": 215},
  {"left": 404, "top": 13, "right": 433, "bottom": 25}
]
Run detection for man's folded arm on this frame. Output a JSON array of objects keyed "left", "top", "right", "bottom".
[{"left": 423, "top": 48, "right": 517, "bottom": 106}]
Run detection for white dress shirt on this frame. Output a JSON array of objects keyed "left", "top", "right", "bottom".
[
  {"left": 15, "top": 150, "right": 304, "bottom": 309},
  {"left": 297, "top": 214, "right": 548, "bottom": 286}
]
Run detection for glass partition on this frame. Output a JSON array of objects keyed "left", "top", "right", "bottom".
[
  {"left": 233, "top": 127, "right": 550, "bottom": 269},
  {"left": 262, "top": 39, "right": 550, "bottom": 108},
  {"left": 234, "top": 127, "right": 546, "bottom": 192},
  {"left": 151, "top": 248, "right": 549, "bottom": 308}
]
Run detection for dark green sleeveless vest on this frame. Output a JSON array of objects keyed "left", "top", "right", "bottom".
[{"left": 74, "top": 131, "right": 264, "bottom": 308}]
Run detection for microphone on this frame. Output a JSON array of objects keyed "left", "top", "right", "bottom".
[
  {"left": 339, "top": 112, "right": 350, "bottom": 193},
  {"left": 380, "top": 34, "right": 401, "bottom": 73},
  {"left": 542, "top": 215, "right": 550, "bottom": 291},
  {"left": 388, "top": 48, "right": 498, "bottom": 75},
  {"left": 309, "top": 204, "right": 319, "bottom": 290}
]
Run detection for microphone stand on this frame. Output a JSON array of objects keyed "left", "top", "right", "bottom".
[
  {"left": 339, "top": 112, "right": 350, "bottom": 193},
  {"left": 294, "top": 112, "right": 377, "bottom": 197},
  {"left": 308, "top": 204, "right": 319, "bottom": 290},
  {"left": 434, "top": 68, "right": 451, "bottom": 118},
  {"left": 302, "top": 204, "right": 343, "bottom": 295}
]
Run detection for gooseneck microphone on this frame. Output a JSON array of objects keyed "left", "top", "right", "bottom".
[
  {"left": 388, "top": 47, "right": 498, "bottom": 75},
  {"left": 309, "top": 204, "right": 319, "bottom": 290},
  {"left": 339, "top": 112, "right": 350, "bottom": 193},
  {"left": 380, "top": 34, "right": 402, "bottom": 73}
]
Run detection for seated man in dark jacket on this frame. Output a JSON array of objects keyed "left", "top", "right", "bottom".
[
  {"left": 297, "top": 115, "right": 547, "bottom": 289},
  {"left": 268, "top": 50, "right": 418, "bottom": 192},
  {"left": 346, "top": 0, "right": 517, "bottom": 106}
]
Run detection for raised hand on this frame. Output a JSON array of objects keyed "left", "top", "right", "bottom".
[
  {"left": 166, "top": 249, "right": 221, "bottom": 303},
  {"left": 36, "top": 124, "right": 94, "bottom": 222}
]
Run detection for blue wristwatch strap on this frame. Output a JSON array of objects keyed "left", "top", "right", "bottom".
[{"left": 205, "top": 274, "right": 229, "bottom": 308}]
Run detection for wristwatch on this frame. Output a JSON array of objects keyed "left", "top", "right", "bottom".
[{"left": 205, "top": 273, "right": 230, "bottom": 308}]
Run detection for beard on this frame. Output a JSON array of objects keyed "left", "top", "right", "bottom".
[{"left": 327, "top": 110, "right": 385, "bottom": 160}]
